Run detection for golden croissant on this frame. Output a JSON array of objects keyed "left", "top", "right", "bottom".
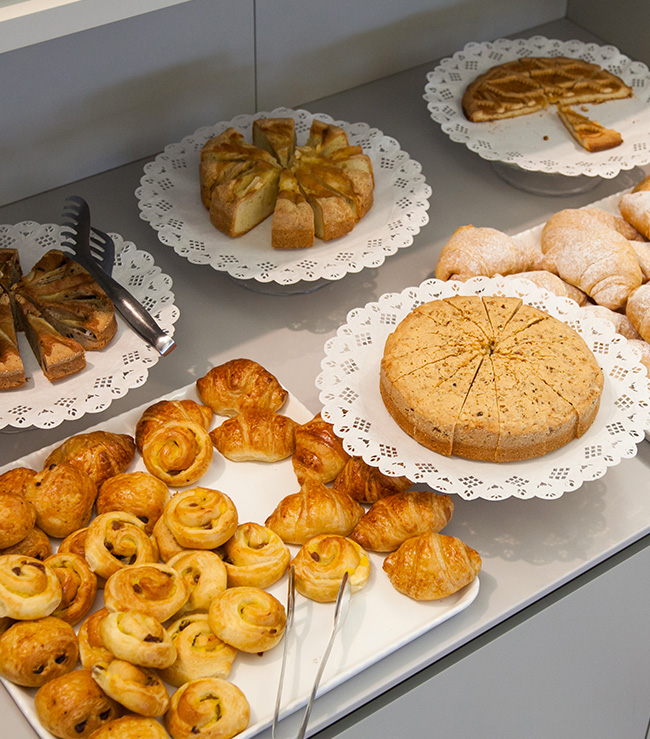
[
  {"left": 209, "top": 409, "right": 297, "bottom": 462},
  {"left": 292, "top": 413, "right": 350, "bottom": 484},
  {"left": 333, "top": 456, "right": 411, "bottom": 504}
]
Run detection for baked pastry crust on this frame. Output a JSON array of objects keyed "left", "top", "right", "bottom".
[
  {"left": 96, "top": 471, "right": 169, "bottom": 535},
  {"left": 220, "top": 521, "right": 290, "bottom": 589},
  {"left": 0, "top": 524, "right": 52, "bottom": 561},
  {"left": 0, "top": 490, "right": 36, "bottom": 549},
  {"left": 85, "top": 716, "right": 169, "bottom": 739},
  {"left": 163, "top": 487, "right": 238, "bottom": 550},
  {"left": 556, "top": 104, "right": 623, "bottom": 152},
  {"left": 332, "top": 456, "right": 411, "bottom": 505},
  {"left": 167, "top": 549, "right": 228, "bottom": 615},
  {"left": 91, "top": 659, "right": 170, "bottom": 717},
  {"left": 78, "top": 608, "right": 114, "bottom": 669},
  {"left": 100, "top": 611, "right": 176, "bottom": 669},
  {"left": 209, "top": 409, "right": 297, "bottom": 462},
  {"left": 0, "top": 465, "right": 36, "bottom": 497},
  {"left": 45, "top": 551, "right": 98, "bottom": 625},
  {"left": 0, "top": 554, "right": 62, "bottom": 619},
  {"left": 292, "top": 412, "right": 350, "bottom": 484}
]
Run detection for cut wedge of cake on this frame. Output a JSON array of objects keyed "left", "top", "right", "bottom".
[
  {"left": 252, "top": 117, "right": 297, "bottom": 168},
  {"left": 0, "top": 288, "right": 25, "bottom": 389},
  {"left": 556, "top": 105, "right": 623, "bottom": 152},
  {"left": 271, "top": 169, "right": 315, "bottom": 249}
]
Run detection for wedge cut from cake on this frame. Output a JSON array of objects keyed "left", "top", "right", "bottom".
[
  {"left": 0, "top": 288, "right": 25, "bottom": 389},
  {"left": 272, "top": 169, "right": 316, "bottom": 249},
  {"left": 556, "top": 105, "right": 623, "bottom": 152}
]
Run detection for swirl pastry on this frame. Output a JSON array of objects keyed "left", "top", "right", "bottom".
[
  {"left": 92, "top": 659, "right": 170, "bottom": 717},
  {"left": 78, "top": 608, "right": 114, "bottom": 669},
  {"left": 43, "top": 431, "right": 136, "bottom": 489},
  {"left": 159, "top": 613, "right": 237, "bottom": 687},
  {"left": 333, "top": 456, "right": 412, "bottom": 505},
  {"left": 85, "top": 511, "right": 158, "bottom": 581},
  {"left": 135, "top": 399, "right": 213, "bottom": 453},
  {"left": 24, "top": 462, "right": 97, "bottom": 539},
  {"left": 0, "top": 524, "right": 52, "bottom": 560},
  {"left": 141, "top": 423, "right": 213, "bottom": 488},
  {"left": 103, "top": 562, "right": 189, "bottom": 622},
  {"left": 152, "top": 516, "right": 185, "bottom": 563},
  {"left": 265, "top": 480, "right": 364, "bottom": 545},
  {"left": 196, "top": 358, "right": 288, "bottom": 417},
  {"left": 86, "top": 715, "right": 169, "bottom": 739},
  {"left": 100, "top": 610, "right": 176, "bottom": 669},
  {"left": 209, "top": 410, "right": 297, "bottom": 463},
  {"left": 97, "top": 472, "right": 169, "bottom": 535},
  {"left": 383, "top": 532, "right": 482, "bottom": 600},
  {"left": 167, "top": 550, "right": 228, "bottom": 615},
  {"left": 220, "top": 522, "right": 290, "bottom": 589},
  {"left": 0, "top": 491, "right": 36, "bottom": 549},
  {"left": 208, "top": 586, "right": 286, "bottom": 653},
  {"left": 59, "top": 527, "right": 91, "bottom": 559},
  {"left": 0, "top": 554, "right": 62, "bottom": 619},
  {"left": 292, "top": 535, "right": 371, "bottom": 602},
  {"left": 292, "top": 413, "right": 350, "bottom": 484},
  {"left": 351, "top": 491, "right": 455, "bottom": 552},
  {"left": 163, "top": 487, "right": 238, "bottom": 549},
  {"left": 45, "top": 551, "right": 98, "bottom": 625},
  {"left": 34, "top": 668, "right": 124, "bottom": 739},
  {"left": 0, "top": 466, "right": 37, "bottom": 497},
  {"left": 165, "top": 677, "right": 250, "bottom": 739},
  {"left": 0, "top": 616, "right": 79, "bottom": 687}
]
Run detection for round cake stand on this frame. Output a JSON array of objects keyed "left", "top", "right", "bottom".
[
  {"left": 228, "top": 276, "right": 331, "bottom": 295},
  {"left": 491, "top": 161, "right": 602, "bottom": 196}
]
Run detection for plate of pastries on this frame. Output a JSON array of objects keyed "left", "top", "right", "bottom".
[
  {"left": 0, "top": 222, "right": 179, "bottom": 431},
  {"left": 137, "top": 107, "right": 431, "bottom": 289},
  {"left": 0, "top": 357, "right": 479, "bottom": 739},
  {"left": 424, "top": 36, "right": 650, "bottom": 177},
  {"left": 317, "top": 176, "right": 650, "bottom": 501}
]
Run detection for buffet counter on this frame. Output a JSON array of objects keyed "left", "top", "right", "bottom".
[{"left": 1, "top": 18, "right": 649, "bottom": 739}]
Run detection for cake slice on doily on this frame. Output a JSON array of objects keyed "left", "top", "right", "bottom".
[{"left": 556, "top": 105, "right": 623, "bottom": 152}]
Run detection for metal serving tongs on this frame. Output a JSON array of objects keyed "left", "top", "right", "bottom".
[{"left": 272, "top": 567, "right": 351, "bottom": 739}]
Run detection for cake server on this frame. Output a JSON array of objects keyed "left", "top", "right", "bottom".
[{"left": 61, "top": 195, "right": 176, "bottom": 356}]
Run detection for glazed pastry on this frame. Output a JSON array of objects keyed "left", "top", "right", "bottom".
[
  {"left": 165, "top": 678, "right": 249, "bottom": 739},
  {"left": 0, "top": 491, "right": 36, "bottom": 548},
  {"left": 45, "top": 551, "right": 98, "bottom": 625},
  {"left": 0, "top": 554, "right": 62, "bottom": 619},
  {"left": 34, "top": 668, "right": 124, "bottom": 739},
  {"left": 619, "top": 189, "right": 650, "bottom": 241},
  {"left": 24, "top": 462, "right": 97, "bottom": 538},
  {"left": 43, "top": 431, "right": 136, "bottom": 488},
  {"left": 85, "top": 511, "right": 158, "bottom": 581},
  {"left": 163, "top": 487, "right": 238, "bottom": 549},
  {"left": 265, "top": 479, "right": 364, "bottom": 545},
  {"left": 59, "top": 527, "right": 91, "bottom": 559},
  {"left": 0, "top": 524, "right": 52, "bottom": 560},
  {"left": 100, "top": 611, "right": 176, "bottom": 669},
  {"left": 292, "top": 413, "right": 350, "bottom": 484},
  {"left": 209, "top": 409, "right": 297, "bottom": 462},
  {"left": 78, "top": 608, "right": 114, "bottom": 669},
  {"left": 91, "top": 659, "right": 170, "bottom": 717},
  {"left": 152, "top": 515, "right": 185, "bottom": 563},
  {"left": 208, "top": 586, "right": 286, "bottom": 653},
  {"left": 103, "top": 562, "right": 189, "bottom": 622},
  {"left": 96, "top": 471, "right": 169, "bottom": 535},
  {"left": 196, "top": 358, "right": 288, "bottom": 417},
  {"left": 333, "top": 456, "right": 412, "bottom": 504},
  {"left": 292, "top": 534, "right": 371, "bottom": 602},
  {"left": 0, "top": 466, "right": 36, "bottom": 497},
  {"left": 350, "top": 491, "right": 455, "bottom": 552},
  {"left": 220, "top": 521, "right": 290, "bottom": 589},
  {"left": 159, "top": 613, "right": 237, "bottom": 687},
  {"left": 167, "top": 549, "right": 228, "bottom": 615},
  {"left": 383, "top": 531, "right": 482, "bottom": 600},
  {"left": 87, "top": 715, "right": 169, "bottom": 739},
  {"left": 0, "top": 616, "right": 78, "bottom": 687},
  {"left": 135, "top": 399, "right": 213, "bottom": 453},
  {"left": 626, "top": 283, "right": 650, "bottom": 343}
]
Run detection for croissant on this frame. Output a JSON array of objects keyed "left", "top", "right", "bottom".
[
  {"left": 435, "top": 224, "right": 542, "bottom": 281},
  {"left": 351, "top": 490, "right": 454, "bottom": 552},
  {"left": 503, "top": 270, "right": 588, "bottom": 305},
  {"left": 619, "top": 190, "right": 650, "bottom": 240},
  {"left": 333, "top": 456, "right": 411, "bottom": 504},
  {"left": 43, "top": 431, "right": 136, "bottom": 488},
  {"left": 292, "top": 413, "right": 350, "bottom": 484},
  {"left": 581, "top": 304, "right": 641, "bottom": 340},
  {"left": 383, "top": 531, "right": 481, "bottom": 600},
  {"left": 626, "top": 284, "right": 650, "bottom": 342},
  {"left": 540, "top": 208, "right": 643, "bottom": 310},
  {"left": 196, "top": 358, "right": 288, "bottom": 416},
  {"left": 265, "top": 479, "right": 364, "bottom": 545},
  {"left": 209, "top": 410, "right": 297, "bottom": 462}
]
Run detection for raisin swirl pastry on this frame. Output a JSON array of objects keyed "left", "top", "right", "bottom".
[
  {"left": 167, "top": 549, "right": 228, "bottom": 615},
  {"left": 87, "top": 715, "right": 170, "bottom": 739},
  {"left": 91, "top": 659, "right": 170, "bottom": 717},
  {"left": 163, "top": 487, "right": 238, "bottom": 550},
  {"left": 165, "top": 677, "right": 250, "bottom": 739},
  {"left": 0, "top": 554, "right": 62, "bottom": 619},
  {"left": 0, "top": 524, "right": 52, "bottom": 560},
  {"left": 292, "top": 413, "right": 350, "bottom": 484},
  {"left": 100, "top": 611, "right": 176, "bottom": 669},
  {"left": 292, "top": 535, "right": 371, "bottom": 602},
  {"left": 0, "top": 616, "right": 78, "bottom": 687},
  {"left": 209, "top": 410, "right": 297, "bottom": 462},
  {"left": 45, "top": 551, "right": 98, "bottom": 625},
  {"left": 34, "top": 668, "right": 124, "bottom": 739},
  {"left": 333, "top": 456, "right": 412, "bottom": 504},
  {"left": 196, "top": 358, "right": 287, "bottom": 417},
  {"left": 220, "top": 522, "right": 290, "bottom": 589},
  {"left": 152, "top": 515, "right": 185, "bottom": 563},
  {"left": 0, "top": 491, "right": 36, "bottom": 549},
  {"left": 97, "top": 472, "right": 169, "bottom": 535},
  {"left": 159, "top": 613, "right": 237, "bottom": 687},
  {"left": 85, "top": 511, "right": 158, "bottom": 581},
  {"left": 207, "top": 586, "right": 286, "bottom": 653},
  {"left": 78, "top": 608, "right": 114, "bottom": 669},
  {"left": 104, "top": 562, "right": 189, "bottom": 622}
]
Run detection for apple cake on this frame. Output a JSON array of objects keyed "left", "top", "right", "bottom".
[{"left": 380, "top": 295, "right": 604, "bottom": 462}]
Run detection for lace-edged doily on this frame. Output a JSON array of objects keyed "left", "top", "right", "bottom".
[
  {"left": 423, "top": 36, "right": 650, "bottom": 178},
  {"left": 0, "top": 222, "right": 179, "bottom": 431},
  {"left": 136, "top": 107, "right": 431, "bottom": 287},
  {"left": 317, "top": 276, "right": 650, "bottom": 500}
]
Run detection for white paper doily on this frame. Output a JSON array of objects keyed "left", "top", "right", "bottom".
[
  {"left": 317, "top": 276, "right": 650, "bottom": 500},
  {"left": 0, "top": 222, "right": 179, "bottom": 431},
  {"left": 423, "top": 36, "right": 650, "bottom": 178},
  {"left": 136, "top": 107, "right": 431, "bottom": 287}
]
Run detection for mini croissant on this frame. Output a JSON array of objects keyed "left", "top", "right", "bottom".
[
  {"left": 383, "top": 531, "right": 481, "bottom": 600},
  {"left": 333, "top": 456, "right": 411, "bottom": 504},
  {"left": 209, "top": 410, "right": 297, "bottom": 462},
  {"left": 292, "top": 413, "right": 350, "bottom": 484}
]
